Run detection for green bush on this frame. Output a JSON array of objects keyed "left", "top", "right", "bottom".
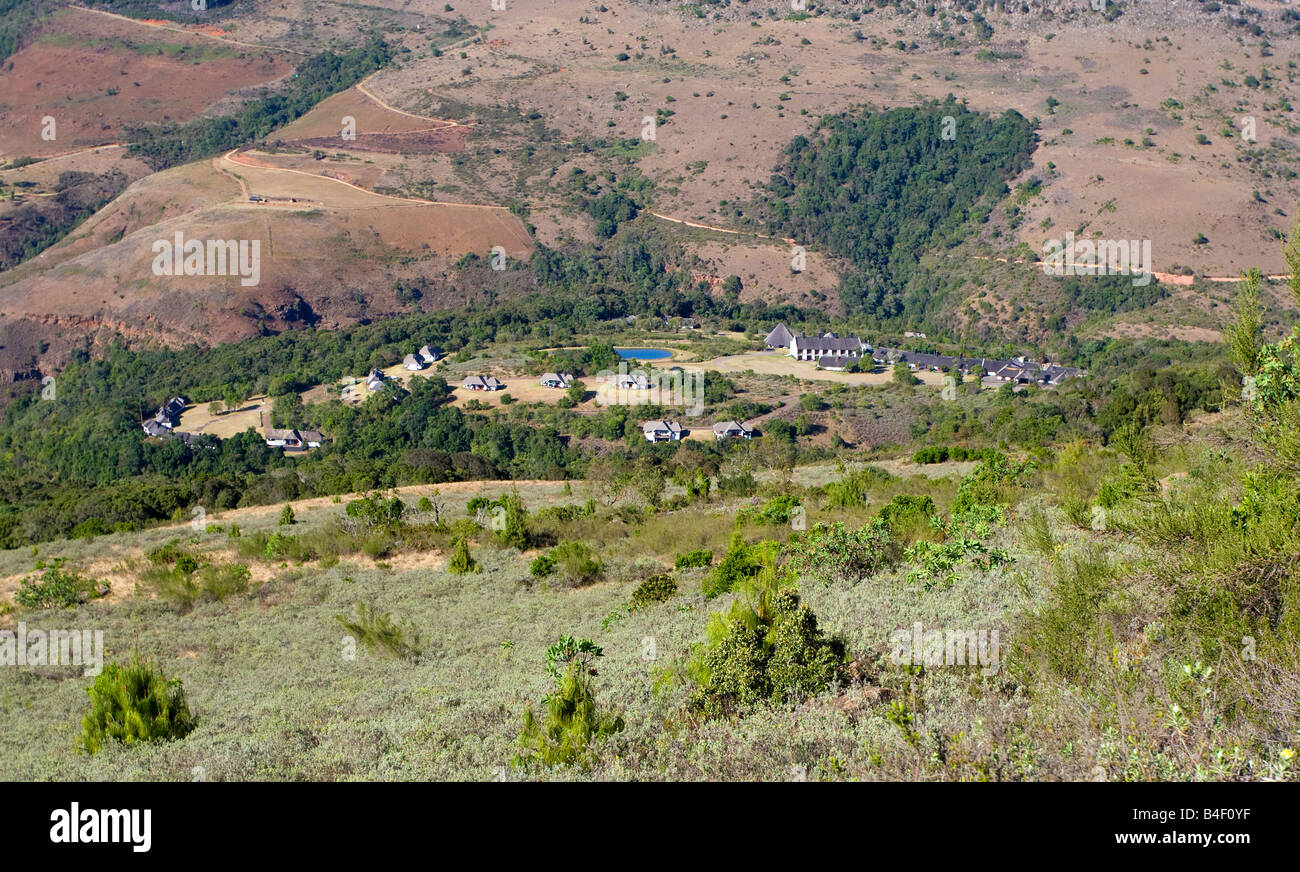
[
  {"left": 716, "top": 471, "right": 758, "bottom": 497},
  {"left": 674, "top": 548, "right": 713, "bottom": 569},
  {"left": 15, "top": 562, "right": 105, "bottom": 609},
  {"left": 875, "top": 494, "right": 938, "bottom": 531},
  {"left": 142, "top": 556, "right": 251, "bottom": 610},
  {"left": 494, "top": 494, "right": 531, "bottom": 551},
  {"left": 550, "top": 540, "right": 602, "bottom": 586},
  {"left": 630, "top": 574, "right": 677, "bottom": 611},
  {"left": 689, "top": 562, "right": 844, "bottom": 717},
  {"left": 823, "top": 465, "right": 895, "bottom": 508},
  {"left": 703, "top": 531, "right": 778, "bottom": 598},
  {"left": 515, "top": 636, "right": 624, "bottom": 770},
  {"left": 530, "top": 553, "right": 556, "bottom": 578},
  {"left": 786, "top": 521, "right": 895, "bottom": 586},
  {"left": 79, "top": 658, "right": 196, "bottom": 755},
  {"left": 448, "top": 537, "right": 480, "bottom": 574},
  {"left": 740, "top": 494, "right": 802, "bottom": 526}
]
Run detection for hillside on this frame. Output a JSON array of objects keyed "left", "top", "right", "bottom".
[{"left": 0, "top": 0, "right": 1299, "bottom": 792}]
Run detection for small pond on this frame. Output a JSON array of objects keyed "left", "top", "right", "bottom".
[{"left": 615, "top": 348, "right": 673, "bottom": 361}]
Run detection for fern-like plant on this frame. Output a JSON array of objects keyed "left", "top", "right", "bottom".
[{"left": 79, "top": 658, "right": 196, "bottom": 755}]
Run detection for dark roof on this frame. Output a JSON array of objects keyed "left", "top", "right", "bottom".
[
  {"left": 793, "top": 335, "right": 861, "bottom": 353},
  {"left": 765, "top": 323, "right": 794, "bottom": 346},
  {"left": 817, "top": 355, "right": 853, "bottom": 369}
]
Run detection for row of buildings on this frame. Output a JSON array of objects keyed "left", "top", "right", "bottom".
[
  {"left": 642, "top": 419, "right": 755, "bottom": 442},
  {"left": 764, "top": 324, "right": 1080, "bottom": 386}
]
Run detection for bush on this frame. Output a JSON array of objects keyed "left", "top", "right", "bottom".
[
  {"left": 15, "top": 562, "right": 105, "bottom": 609},
  {"left": 786, "top": 521, "right": 895, "bottom": 586},
  {"left": 689, "top": 562, "right": 844, "bottom": 717},
  {"left": 448, "top": 537, "right": 480, "bottom": 574},
  {"left": 674, "top": 548, "right": 713, "bottom": 569},
  {"left": 950, "top": 453, "right": 1034, "bottom": 514},
  {"left": 494, "top": 494, "right": 530, "bottom": 551},
  {"left": 345, "top": 493, "right": 405, "bottom": 533},
  {"left": 279, "top": 504, "right": 295, "bottom": 526},
  {"left": 716, "top": 471, "right": 758, "bottom": 497},
  {"left": 823, "top": 465, "right": 895, "bottom": 508},
  {"left": 875, "top": 494, "right": 938, "bottom": 532},
  {"left": 530, "top": 553, "right": 556, "bottom": 578},
  {"left": 79, "top": 658, "right": 196, "bottom": 755},
  {"left": 142, "top": 556, "right": 251, "bottom": 611},
  {"left": 703, "top": 531, "right": 778, "bottom": 598},
  {"left": 630, "top": 574, "right": 677, "bottom": 612},
  {"left": 740, "top": 494, "right": 802, "bottom": 526},
  {"left": 550, "top": 540, "right": 602, "bottom": 586},
  {"left": 514, "top": 636, "right": 624, "bottom": 769}
]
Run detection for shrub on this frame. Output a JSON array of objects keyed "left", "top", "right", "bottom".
[
  {"left": 740, "top": 494, "right": 802, "bottom": 526},
  {"left": 823, "top": 465, "right": 895, "bottom": 508},
  {"left": 79, "top": 658, "right": 196, "bottom": 755},
  {"left": 630, "top": 574, "right": 677, "bottom": 611},
  {"left": 514, "top": 636, "right": 624, "bottom": 769},
  {"left": 15, "top": 562, "right": 105, "bottom": 609},
  {"left": 703, "top": 531, "right": 778, "bottom": 598},
  {"left": 786, "top": 521, "right": 895, "bottom": 586},
  {"left": 674, "top": 548, "right": 713, "bottom": 569},
  {"left": 494, "top": 494, "right": 531, "bottom": 551},
  {"left": 336, "top": 602, "right": 425, "bottom": 661},
  {"left": 448, "top": 537, "right": 480, "bottom": 574},
  {"left": 875, "top": 494, "right": 938, "bottom": 532},
  {"left": 530, "top": 553, "right": 556, "bottom": 578},
  {"left": 345, "top": 493, "right": 405, "bottom": 533},
  {"left": 279, "top": 504, "right": 295, "bottom": 526},
  {"left": 912, "top": 445, "right": 949, "bottom": 464},
  {"left": 716, "top": 471, "right": 758, "bottom": 497},
  {"left": 142, "top": 556, "right": 252, "bottom": 610},
  {"left": 550, "top": 540, "right": 602, "bottom": 586},
  {"left": 950, "top": 453, "right": 1034, "bottom": 514},
  {"left": 689, "top": 562, "right": 844, "bottom": 717}
]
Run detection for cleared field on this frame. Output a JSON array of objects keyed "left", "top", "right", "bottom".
[
  {"left": 676, "top": 351, "right": 949, "bottom": 388},
  {"left": 273, "top": 87, "right": 469, "bottom": 154},
  {"left": 0, "top": 8, "right": 293, "bottom": 159},
  {"left": 175, "top": 397, "right": 269, "bottom": 439}
]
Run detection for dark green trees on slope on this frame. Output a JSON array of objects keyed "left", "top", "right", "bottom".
[{"left": 761, "top": 97, "right": 1036, "bottom": 320}]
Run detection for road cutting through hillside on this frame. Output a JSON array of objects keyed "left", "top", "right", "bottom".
[
  {"left": 70, "top": 4, "right": 308, "bottom": 55},
  {"left": 220, "top": 148, "right": 521, "bottom": 211}
]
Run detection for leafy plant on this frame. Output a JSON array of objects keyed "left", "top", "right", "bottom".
[
  {"left": 689, "top": 561, "right": 844, "bottom": 717},
  {"left": 15, "top": 561, "right": 105, "bottom": 609},
  {"left": 448, "top": 537, "right": 480, "bottom": 574},
  {"left": 674, "top": 549, "right": 713, "bottom": 569},
  {"left": 786, "top": 521, "right": 895, "bottom": 586}
]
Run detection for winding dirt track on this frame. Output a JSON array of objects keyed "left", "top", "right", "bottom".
[{"left": 70, "top": 4, "right": 308, "bottom": 55}]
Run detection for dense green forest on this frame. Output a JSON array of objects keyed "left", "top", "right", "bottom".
[
  {"left": 760, "top": 98, "right": 1036, "bottom": 319},
  {"left": 0, "top": 0, "right": 57, "bottom": 62}
]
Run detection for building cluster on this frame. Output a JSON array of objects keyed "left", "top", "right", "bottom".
[
  {"left": 403, "top": 344, "right": 442, "bottom": 371},
  {"left": 639, "top": 419, "right": 756, "bottom": 442},
  {"left": 140, "top": 396, "right": 201, "bottom": 444},
  {"left": 539, "top": 372, "right": 575, "bottom": 389},
  {"left": 764, "top": 324, "right": 1080, "bottom": 386},
  {"left": 264, "top": 428, "right": 327, "bottom": 451}
]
